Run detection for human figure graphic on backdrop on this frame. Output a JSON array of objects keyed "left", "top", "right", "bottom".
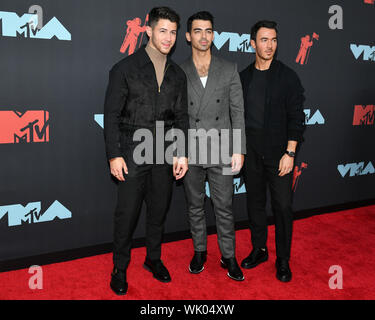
[
  {"left": 296, "top": 33, "right": 319, "bottom": 65},
  {"left": 295, "top": 35, "right": 312, "bottom": 65},
  {"left": 292, "top": 162, "right": 307, "bottom": 192},
  {"left": 120, "top": 15, "right": 148, "bottom": 55}
]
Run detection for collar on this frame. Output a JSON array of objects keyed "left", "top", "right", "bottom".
[
  {"left": 145, "top": 42, "right": 167, "bottom": 65},
  {"left": 188, "top": 53, "right": 219, "bottom": 74},
  {"left": 251, "top": 58, "right": 278, "bottom": 72},
  {"left": 137, "top": 45, "right": 172, "bottom": 68}
]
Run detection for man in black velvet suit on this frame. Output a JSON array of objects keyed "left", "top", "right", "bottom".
[
  {"left": 103, "top": 7, "right": 189, "bottom": 295},
  {"left": 239, "top": 21, "right": 305, "bottom": 282}
]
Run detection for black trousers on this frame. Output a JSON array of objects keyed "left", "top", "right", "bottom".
[
  {"left": 113, "top": 164, "right": 173, "bottom": 270},
  {"left": 243, "top": 146, "right": 294, "bottom": 260}
]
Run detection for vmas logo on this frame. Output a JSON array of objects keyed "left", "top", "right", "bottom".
[
  {"left": 350, "top": 44, "right": 375, "bottom": 62},
  {"left": 0, "top": 201, "right": 71, "bottom": 227},
  {"left": 0, "top": 110, "right": 49, "bottom": 144},
  {"left": 296, "top": 33, "right": 319, "bottom": 65},
  {"left": 304, "top": 109, "right": 325, "bottom": 125},
  {"left": 0, "top": 6, "right": 71, "bottom": 41},
  {"left": 120, "top": 14, "right": 149, "bottom": 55},
  {"left": 206, "top": 177, "right": 246, "bottom": 198},
  {"left": 213, "top": 31, "right": 255, "bottom": 53},
  {"left": 353, "top": 105, "right": 374, "bottom": 126},
  {"left": 338, "top": 161, "right": 374, "bottom": 178}
]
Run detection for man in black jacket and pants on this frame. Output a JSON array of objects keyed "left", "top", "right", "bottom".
[
  {"left": 239, "top": 21, "right": 305, "bottom": 282},
  {"left": 104, "top": 7, "right": 189, "bottom": 295}
]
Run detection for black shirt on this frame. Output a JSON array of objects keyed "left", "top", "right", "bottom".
[
  {"left": 246, "top": 67, "right": 268, "bottom": 129},
  {"left": 245, "top": 67, "right": 268, "bottom": 155}
]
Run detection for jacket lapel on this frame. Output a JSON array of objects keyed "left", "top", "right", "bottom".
[
  {"left": 198, "top": 55, "right": 220, "bottom": 115},
  {"left": 242, "top": 63, "right": 254, "bottom": 104},
  {"left": 185, "top": 57, "right": 205, "bottom": 99}
]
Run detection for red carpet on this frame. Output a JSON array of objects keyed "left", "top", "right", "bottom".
[{"left": 1, "top": 205, "right": 375, "bottom": 300}]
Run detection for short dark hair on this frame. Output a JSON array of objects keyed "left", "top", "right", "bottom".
[
  {"left": 187, "top": 11, "right": 214, "bottom": 33},
  {"left": 251, "top": 20, "right": 278, "bottom": 41},
  {"left": 148, "top": 7, "right": 180, "bottom": 29}
]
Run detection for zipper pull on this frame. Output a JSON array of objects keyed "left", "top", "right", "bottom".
[{"left": 158, "top": 87, "right": 160, "bottom": 93}]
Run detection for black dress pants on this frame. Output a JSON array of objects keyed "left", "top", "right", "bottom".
[
  {"left": 243, "top": 146, "right": 294, "bottom": 260},
  {"left": 113, "top": 163, "right": 173, "bottom": 270}
]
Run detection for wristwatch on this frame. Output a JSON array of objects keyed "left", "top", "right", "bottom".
[{"left": 285, "top": 151, "right": 295, "bottom": 158}]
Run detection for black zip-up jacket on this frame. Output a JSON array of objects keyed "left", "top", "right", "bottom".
[
  {"left": 104, "top": 46, "right": 189, "bottom": 161},
  {"left": 240, "top": 59, "right": 306, "bottom": 160}
]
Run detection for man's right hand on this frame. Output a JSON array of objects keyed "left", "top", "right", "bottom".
[
  {"left": 109, "top": 157, "right": 128, "bottom": 181},
  {"left": 173, "top": 156, "right": 188, "bottom": 180}
]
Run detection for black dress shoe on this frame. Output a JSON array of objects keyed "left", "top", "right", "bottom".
[
  {"left": 275, "top": 258, "right": 292, "bottom": 282},
  {"left": 241, "top": 247, "right": 268, "bottom": 269},
  {"left": 110, "top": 267, "right": 128, "bottom": 295},
  {"left": 143, "top": 258, "right": 171, "bottom": 283},
  {"left": 189, "top": 251, "right": 207, "bottom": 274},
  {"left": 220, "top": 257, "right": 245, "bottom": 281}
]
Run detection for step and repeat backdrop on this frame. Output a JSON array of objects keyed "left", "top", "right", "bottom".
[{"left": 0, "top": 0, "right": 374, "bottom": 265}]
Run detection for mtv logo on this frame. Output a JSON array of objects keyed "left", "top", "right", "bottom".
[
  {"left": 0, "top": 11, "right": 71, "bottom": 40},
  {"left": 304, "top": 109, "right": 325, "bottom": 125},
  {"left": 0, "top": 110, "right": 49, "bottom": 144},
  {"left": 213, "top": 31, "right": 255, "bottom": 53},
  {"left": 350, "top": 44, "right": 375, "bottom": 61},
  {"left": 0, "top": 200, "right": 72, "bottom": 227},
  {"left": 337, "top": 161, "right": 375, "bottom": 178},
  {"left": 353, "top": 105, "right": 374, "bottom": 125},
  {"left": 206, "top": 177, "right": 246, "bottom": 198}
]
